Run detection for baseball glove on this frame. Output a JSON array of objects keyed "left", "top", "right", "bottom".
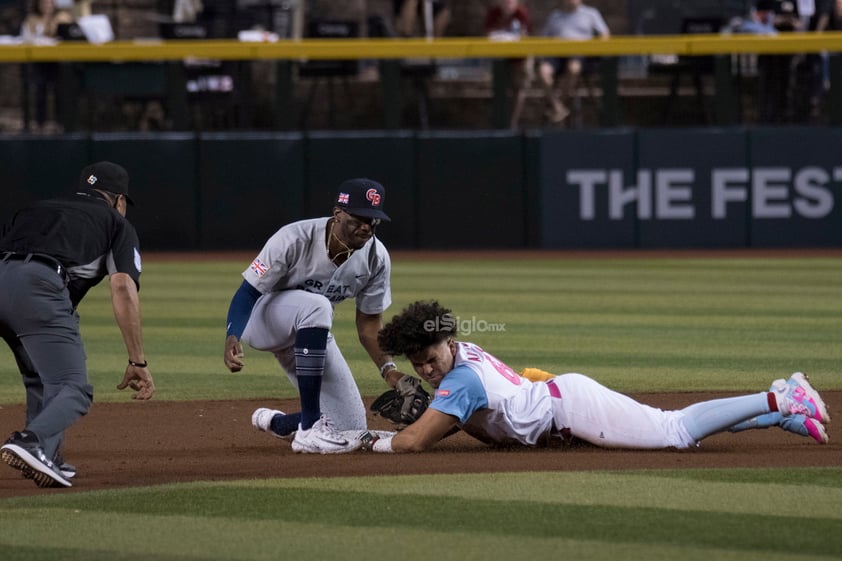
[{"left": 370, "top": 376, "right": 431, "bottom": 426}]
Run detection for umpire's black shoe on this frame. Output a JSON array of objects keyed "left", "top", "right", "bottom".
[
  {"left": 1, "top": 431, "right": 72, "bottom": 488},
  {"left": 57, "top": 460, "right": 77, "bottom": 480}
]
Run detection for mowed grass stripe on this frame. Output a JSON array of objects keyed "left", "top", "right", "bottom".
[
  {"left": 2, "top": 257, "right": 840, "bottom": 404},
  {"left": 0, "top": 546, "right": 196, "bottom": 561},
  {"left": 1, "top": 488, "right": 839, "bottom": 557},
  {"left": 9, "top": 468, "right": 841, "bottom": 517},
  {"left": 0, "top": 512, "right": 824, "bottom": 561},
  {"left": 219, "top": 468, "right": 842, "bottom": 515}
]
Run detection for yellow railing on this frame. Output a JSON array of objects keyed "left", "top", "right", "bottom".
[{"left": 2, "top": 33, "right": 842, "bottom": 63}]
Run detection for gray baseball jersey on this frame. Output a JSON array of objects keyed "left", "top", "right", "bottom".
[
  {"left": 240, "top": 217, "right": 392, "bottom": 431},
  {"left": 242, "top": 217, "right": 391, "bottom": 314}
]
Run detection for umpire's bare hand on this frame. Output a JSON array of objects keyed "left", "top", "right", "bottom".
[
  {"left": 117, "top": 364, "right": 155, "bottom": 400},
  {"left": 224, "top": 335, "right": 245, "bottom": 372}
]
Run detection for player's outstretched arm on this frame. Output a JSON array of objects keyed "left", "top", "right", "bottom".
[
  {"left": 110, "top": 272, "right": 154, "bottom": 400},
  {"left": 367, "top": 408, "right": 458, "bottom": 453}
]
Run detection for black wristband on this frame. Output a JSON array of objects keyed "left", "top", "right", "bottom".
[{"left": 128, "top": 359, "right": 148, "bottom": 368}]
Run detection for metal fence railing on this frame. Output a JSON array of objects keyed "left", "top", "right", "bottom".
[{"left": 4, "top": 33, "right": 842, "bottom": 131}]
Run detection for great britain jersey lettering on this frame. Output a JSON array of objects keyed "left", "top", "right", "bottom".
[{"left": 299, "top": 280, "right": 353, "bottom": 301}]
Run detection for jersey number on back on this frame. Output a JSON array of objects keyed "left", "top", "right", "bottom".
[{"left": 462, "top": 343, "right": 522, "bottom": 385}]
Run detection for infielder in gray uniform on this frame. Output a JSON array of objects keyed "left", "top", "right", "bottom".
[{"left": 224, "top": 178, "right": 421, "bottom": 454}]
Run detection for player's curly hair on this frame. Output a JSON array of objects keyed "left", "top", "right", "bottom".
[{"left": 378, "top": 300, "right": 457, "bottom": 357}]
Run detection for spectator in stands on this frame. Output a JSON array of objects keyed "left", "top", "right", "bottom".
[
  {"left": 389, "top": 1, "right": 450, "bottom": 129},
  {"left": 485, "top": 0, "right": 532, "bottom": 129},
  {"left": 758, "top": 0, "right": 802, "bottom": 123},
  {"left": 727, "top": 0, "right": 803, "bottom": 123},
  {"left": 394, "top": 0, "right": 450, "bottom": 38},
  {"left": 724, "top": 2, "right": 777, "bottom": 34},
  {"left": 537, "top": 0, "right": 609, "bottom": 124},
  {"left": 20, "top": 0, "right": 74, "bottom": 133},
  {"left": 20, "top": 0, "right": 72, "bottom": 42},
  {"left": 829, "top": 0, "right": 842, "bottom": 42},
  {"left": 173, "top": 0, "right": 204, "bottom": 23},
  {"left": 804, "top": 0, "right": 834, "bottom": 119}
]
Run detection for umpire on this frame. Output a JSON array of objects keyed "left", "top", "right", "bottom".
[{"left": 0, "top": 161, "right": 155, "bottom": 489}]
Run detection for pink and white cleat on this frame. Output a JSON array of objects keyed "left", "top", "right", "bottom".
[{"left": 774, "top": 372, "right": 830, "bottom": 424}]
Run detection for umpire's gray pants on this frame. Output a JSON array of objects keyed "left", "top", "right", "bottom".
[{"left": 0, "top": 260, "right": 93, "bottom": 460}]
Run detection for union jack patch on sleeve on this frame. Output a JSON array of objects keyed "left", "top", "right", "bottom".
[{"left": 250, "top": 258, "right": 269, "bottom": 278}]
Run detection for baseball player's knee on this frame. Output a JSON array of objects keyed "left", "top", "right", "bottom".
[{"left": 298, "top": 297, "right": 334, "bottom": 330}]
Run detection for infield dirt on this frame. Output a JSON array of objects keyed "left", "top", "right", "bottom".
[
  {"left": 1, "top": 391, "right": 839, "bottom": 498},
  {"left": 3, "top": 250, "right": 840, "bottom": 496}
]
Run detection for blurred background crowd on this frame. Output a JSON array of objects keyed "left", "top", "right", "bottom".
[{"left": 0, "top": 0, "right": 839, "bottom": 133}]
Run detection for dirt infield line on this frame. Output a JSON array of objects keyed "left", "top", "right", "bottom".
[{"left": 1, "top": 391, "right": 838, "bottom": 499}]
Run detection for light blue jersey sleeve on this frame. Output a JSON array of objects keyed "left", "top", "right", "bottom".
[{"left": 429, "top": 366, "right": 488, "bottom": 424}]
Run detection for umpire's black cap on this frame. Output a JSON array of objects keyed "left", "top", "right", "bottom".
[
  {"left": 334, "top": 178, "right": 391, "bottom": 222},
  {"left": 80, "top": 161, "right": 135, "bottom": 206}
]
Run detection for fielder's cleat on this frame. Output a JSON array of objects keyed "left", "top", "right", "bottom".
[
  {"left": 291, "top": 415, "right": 362, "bottom": 454},
  {"left": 774, "top": 372, "right": 830, "bottom": 424},
  {"left": 1, "top": 431, "right": 72, "bottom": 488},
  {"left": 251, "top": 408, "right": 295, "bottom": 442}
]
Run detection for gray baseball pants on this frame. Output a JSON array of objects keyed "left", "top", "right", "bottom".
[{"left": 0, "top": 259, "right": 93, "bottom": 461}]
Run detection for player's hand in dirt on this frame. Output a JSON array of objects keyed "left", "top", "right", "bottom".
[{"left": 224, "top": 335, "right": 245, "bottom": 372}]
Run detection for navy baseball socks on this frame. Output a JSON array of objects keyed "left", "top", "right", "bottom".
[
  {"left": 294, "top": 327, "right": 328, "bottom": 430},
  {"left": 250, "top": 328, "right": 359, "bottom": 453},
  {"left": 250, "top": 326, "right": 328, "bottom": 441},
  {"left": 288, "top": 327, "right": 359, "bottom": 453},
  {"left": 251, "top": 327, "right": 328, "bottom": 441},
  {"left": 252, "top": 407, "right": 359, "bottom": 453}
]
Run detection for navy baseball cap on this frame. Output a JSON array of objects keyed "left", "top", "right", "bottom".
[
  {"left": 334, "top": 178, "right": 391, "bottom": 222},
  {"left": 80, "top": 161, "right": 135, "bottom": 205}
]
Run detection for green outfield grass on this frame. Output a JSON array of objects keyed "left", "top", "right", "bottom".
[
  {"left": 1, "top": 468, "right": 841, "bottom": 561},
  {"left": 1, "top": 255, "right": 840, "bottom": 561},
  {"left": 2, "top": 255, "right": 839, "bottom": 402}
]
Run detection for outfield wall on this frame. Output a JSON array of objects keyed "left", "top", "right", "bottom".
[{"left": 2, "top": 129, "right": 840, "bottom": 250}]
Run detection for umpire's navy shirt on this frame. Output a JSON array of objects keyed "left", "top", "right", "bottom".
[{"left": 0, "top": 188, "right": 142, "bottom": 308}]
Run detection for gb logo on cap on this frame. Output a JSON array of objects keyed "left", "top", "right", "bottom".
[
  {"left": 87, "top": 175, "right": 98, "bottom": 185},
  {"left": 366, "top": 188, "right": 381, "bottom": 206}
]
